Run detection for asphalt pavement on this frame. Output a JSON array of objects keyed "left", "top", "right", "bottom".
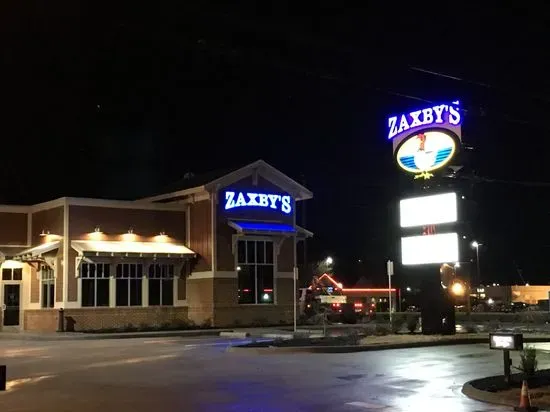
[{"left": 1, "top": 336, "right": 548, "bottom": 411}]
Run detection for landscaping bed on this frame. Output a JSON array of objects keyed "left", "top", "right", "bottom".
[{"left": 465, "top": 369, "right": 550, "bottom": 408}]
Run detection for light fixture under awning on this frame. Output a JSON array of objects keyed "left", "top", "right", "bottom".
[
  {"left": 228, "top": 220, "right": 313, "bottom": 238},
  {"left": 71, "top": 240, "right": 196, "bottom": 258},
  {"left": 16, "top": 241, "right": 61, "bottom": 259}
]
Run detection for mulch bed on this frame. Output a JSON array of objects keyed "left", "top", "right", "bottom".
[{"left": 471, "top": 370, "right": 550, "bottom": 392}]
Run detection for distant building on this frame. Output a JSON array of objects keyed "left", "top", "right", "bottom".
[{"left": 479, "top": 284, "right": 550, "bottom": 305}]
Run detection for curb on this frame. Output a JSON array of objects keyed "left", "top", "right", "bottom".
[
  {"left": 228, "top": 336, "right": 550, "bottom": 354},
  {"left": 0, "top": 329, "right": 230, "bottom": 341},
  {"left": 219, "top": 331, "right": 250, "bottom": 338},
  {"left": 461, "top": 382, "right": 514, "bottom": 407}
]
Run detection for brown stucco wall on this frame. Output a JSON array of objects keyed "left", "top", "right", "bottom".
[
  {"left": 69, "top": 206, "right": 186, "bottom": 241},
  {"left": 31, "top": 207, "right": 64, "bottom": 245},
  {"left": 0, "top": 212, "right": 28, "bottom": 245},
  {"left": 189, "top": 200, "right": 212, "bottom": 272}
]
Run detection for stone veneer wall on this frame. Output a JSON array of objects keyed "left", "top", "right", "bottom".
[
  {"left": 212, "top": 278, "right": 294, "bottom": 327},
  {"left": 24, "top": 307, "right": 188, "bottom": 332},
  {"left": 24, "top": 309, "right": 59, "bottom": 332}
]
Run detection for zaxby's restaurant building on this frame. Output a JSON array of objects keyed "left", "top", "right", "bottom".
[{"left": 0, "top": 160, "right": 312, "bottom": 332}]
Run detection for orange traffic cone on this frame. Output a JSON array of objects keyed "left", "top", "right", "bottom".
[{"left": 515, "top": 380, "right": 538, "bottom": 411}]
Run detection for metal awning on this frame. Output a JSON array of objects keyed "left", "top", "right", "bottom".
[
  {"left": 16, "top": 241, "right": 61, "bottom": 259},
  {"left": 228, "top": 220, "right": 313, "bottom": 238},
  {"left": 71, "top": 240, "right": 196, "bottom": 258},
  {"left": 295, "top": 225, "right": 314, "bottom": 239}
]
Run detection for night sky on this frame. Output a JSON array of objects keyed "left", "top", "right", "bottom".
[{"left": 4, "top": 3, "right": 550, "bottom": 287}]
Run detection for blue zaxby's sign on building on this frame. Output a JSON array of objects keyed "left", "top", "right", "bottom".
[{"left": 224, "top": 191, "right": 292, "bottom": 215}]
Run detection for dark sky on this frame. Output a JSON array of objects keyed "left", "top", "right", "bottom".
[{"left": 3, "top": 3, "right": 550, "bottom": 286}]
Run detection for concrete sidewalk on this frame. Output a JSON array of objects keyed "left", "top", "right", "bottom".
[
  {"left": 0, "top": 326, "right": 296, "bottom": 341},
  {"left": 0, "top": 328, "right": 230, "bottom": 341}
]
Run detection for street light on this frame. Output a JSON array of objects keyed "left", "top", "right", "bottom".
[
  {"left": 325, "top": 256, "right": 333, "bottom": 265},
  {"left": 471, "top": 241, "right": 482, "bottom": 285},
  {"left": 451, "top": 281, "right": 465, "bottom": 296},
  {"left": 406, "top": 287, "right": 412, "bottom": 292}
]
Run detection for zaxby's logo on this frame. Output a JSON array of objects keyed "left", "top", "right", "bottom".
[
  {"left": 224, "top": 191, "right": 292, "bottom": 214},
  {"left": 396, "top": 131, "right": 457, "bottom": 180},
  {"left": 388, "top": 102, "right": 461, "bottom": 140}
]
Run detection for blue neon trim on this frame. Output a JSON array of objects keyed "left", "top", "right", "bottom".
[{"left": 233, "top": 221, "right": 296, "bottom": 233}]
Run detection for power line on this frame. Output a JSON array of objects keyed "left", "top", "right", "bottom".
[{"left": 409, "top": 66, "right": 550, "bottom": 106}]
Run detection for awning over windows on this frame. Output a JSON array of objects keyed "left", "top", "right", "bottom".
[
  {"left": 228, "top": 220, "right": 313, "bottom": 238},
  {"left": 16, "top": 241, "right": 61, "bottom": 259},
  {"left": 71, "top": 240, "right": 196, "bottom": 258}
]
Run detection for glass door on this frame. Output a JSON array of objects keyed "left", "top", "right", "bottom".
[{"left": 3, "top": 284, "right": 20, "bottom": 326}]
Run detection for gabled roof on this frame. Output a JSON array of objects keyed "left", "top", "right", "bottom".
[{"left": 139, "top": 160, "right": 313, "bottom": 203}]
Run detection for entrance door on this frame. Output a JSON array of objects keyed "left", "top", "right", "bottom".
[{"left": 3, "top": 284, "right": 20, "bottom": 326}]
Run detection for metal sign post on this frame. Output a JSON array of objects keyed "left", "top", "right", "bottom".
[
  {"left": 489, "top": 333, "right": 524, "bottom": 384},
  {"left": 293, "top": 266, "right": 298, "bottom": 333},
  {"left": 387, "top": 260, "right": 394, "bottom": 323}
]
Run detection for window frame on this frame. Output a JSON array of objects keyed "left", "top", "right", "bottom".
[
  {"left": 147, "top": 263, "right": 175, "bottom": 306},
  {"left": 2, "top": 268, "right": 23, "bottom": 281},
  {"left": 40, "top": 266, "right": 55, "bottom": 308},
  {"left": 235, "top": 236, "right": 276, "bottom": 305},
  {"left": 115, "top": 263, "right": 144, "bottom": 307},
  {"left": 80, "top": 262, "right": 111, "bottom": 307}
]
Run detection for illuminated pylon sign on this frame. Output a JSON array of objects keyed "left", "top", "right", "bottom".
[
  {"left": 396, "top": 131, "right": 457, "bottom": 180},
  {"left": 388, "top": 100, "right": 462, "bottom": 180},
  {"left": 387, "top": 102, "right": 461, "bottom": 140}
]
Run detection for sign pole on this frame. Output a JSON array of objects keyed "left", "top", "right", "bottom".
[
  {"left": 503, "top": 350, "right": 511, "bottom": 384},
  {"left": 387, "top": 260, "right": 394, "bottom": 323},
  {"left": 293, "top": 266, "right": 298, "bottom": 333}
]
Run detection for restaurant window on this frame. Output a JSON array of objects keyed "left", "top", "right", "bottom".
[
  {"left": 116, "top": 263, "right": 143, "bottom": 306},
  {"left": 81, "top": 263, "right": 110, "bottom": 307},
  {"left": 41, "top": 266, "right": 55, "bottom": 308},
  {"left": 2, "top": 268, "right": 23, "bottom": 281},
  {"left": 148, "top": 264, "right": 174, "bottom": 306},
  {"left": 237, "top": 240, "right": 274, "bottom": 304}
]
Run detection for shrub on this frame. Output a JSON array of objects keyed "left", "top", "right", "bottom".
[
  {"left": 124, "top": 323, "right": 138, "bottom": 332},
  {"left": 173, "top": 319, "right": 191, "bottom": 330},
  {"left": 391, "top": 315, "right": 406, "bottom": 334},
  {"left": 374, "top": 324, "right": 391, "bottom": 336},
  {"left": 138, "top": 322, "right": 152, "bottom": 332},
  {"left": 406, "top": 316, "right": 418, "bottom": 334},
  {"left": 252, "top": 317, "right": 269, "bottom": 327},
  {"left": 200, "top": 318, "right": 212, "bottom": 328},
  {"left": 342, "top": 329, "right": 361, "bottom": 345},
  {"left": 518, "top": 346, "right": 538, "bottom": 376}
]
